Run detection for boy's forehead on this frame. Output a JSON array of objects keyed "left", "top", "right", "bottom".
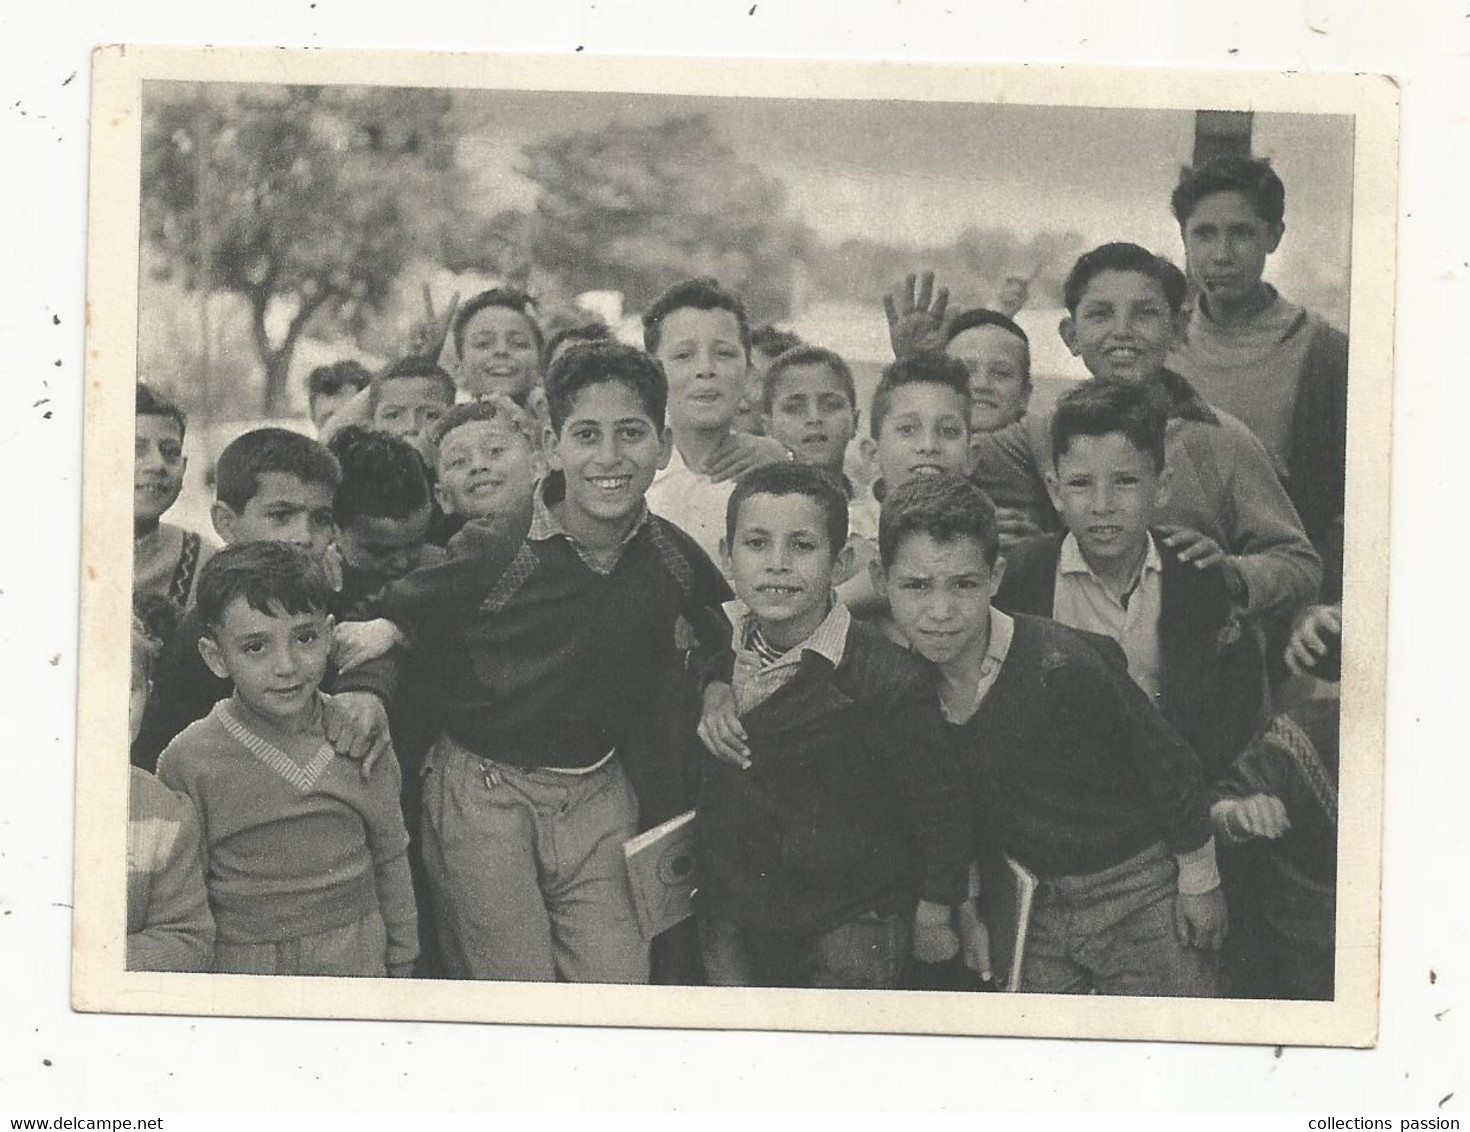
[
  {"left": 890, "top": 531, "right": 990, "bottom": 572},
  {"left": 657, "top": 306, "right": 743, "bottom": 345},
  {"left": 563, "top": 380, "right": 657, "bottom": 425},
  {"left": 379, "top": 375, "right": 454, "bottom": 404},
  {"left": 733, "top": 490, "right": 830, "bottom": 532},
  {"left": 1077, "top": 269, "right": 1169, "bottom": 306},
  {"left": 439, "top": 418, "right": 532, "bottom": 454},
  {"left": 248, "top": 471, "right": 335, "bottom": 507},
  {"left": 885, "top": 382, "right": 967, "bottom": 419},
  {"left": 948, "top": 325, "right": 1028, "bottom": 363},
  {"left": 1056, "top": 431, "right": 1159, "bottom": 471},
  {"left": 216, "top": 594, "right": 327, "bottom": 630},
  {"left": 463, "top": 304, "right": 535, "bottom": 337},
  {"left": 136, "top": 413, "right": 183, "bottom": 441},
  {"left": 773, "top": 363, "right": 848, "bottom": 399}
]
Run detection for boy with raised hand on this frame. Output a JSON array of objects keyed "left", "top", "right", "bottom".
[
  {"left": 996, "top": 380, "right": 1264, "bottom": 778},
  {"left": 134, "top": 383, "right": 215, "bottom": 615},
  {"left": 694, "top": 462, "right": 970, "bottom": 988},
  {"left": 360, "top": 341, "right": 734, "bottom": 984},
  {"left": 1169, "top": 155, "right": 1348, "bottom": 581},
  {"left": 157, "top": 543, "right": 417, "bottom": 978},
  {"left": 873, "top": 472, "right": 1226, "bottom": 997},
  {"left": 307, "top": 361, "right": 372, "bottom": 433}
]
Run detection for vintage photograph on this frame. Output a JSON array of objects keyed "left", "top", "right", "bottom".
[{"left": 73, "top": 45, "right": 1397, "bottom": 1045}]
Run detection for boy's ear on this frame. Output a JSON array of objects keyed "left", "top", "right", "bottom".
[
  {"left": 1058, "top": 316, "right": 1080, "bottom": 357},
  {"left": 542, "top": 424, "right": 562, "bottom": 472},
  {"left": 657, "top": 426, "right": 674, "bottom": 471},
  {"left": 990, "top": 554, "right": 1008, "bottom": 598},
  {"left": 867, "top": 556, "right": 889, "bottom": 600},
  {"left": 197, "top": 633, "right": 230, "bottom": 681},
  {"left": 432, "top": 478, "right": 452, "bottom": 514},
  {"left": 1043, "top": 469, "right": 1064, "bottom": 514},
  {"left": 1155, "top": 464, "right": 1173, "bottom": 509},
  {"left": 833, "top": 541, "right": 855, "bottom": 582},
  {"left": 1267, "top": 221, "right": 1285, "bottom": 256},
  {"left": 718, "top": 536, "right": 733, "bottom": 578},
  {"left": 211, "top": 501, "right": 240, "bottom": 545}
]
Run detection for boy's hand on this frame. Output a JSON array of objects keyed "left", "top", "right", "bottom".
[
  {"left": 994, "top": 505, "right": 1044, "bottom": 549},
  {"left": 1157, "top": 525, "right": 1227, "bottom": 571},
  {"left": 955, "top": 900, "right": 994, "bottom": 983},
  {"left": 697, "top": 681, "right": 751, "bottom": 769},
  {"left": 883, "top": 272, "right": 954, "bottom": 359},
  {"left": 911, "top": 900, "right": 961, "bottom": 964},
  {"left": 1173, "top": 887, "right": 1228, "bottom": 951},
  {"left": 333, "top": 618, "right": 404, "bottom": 672},
  {"left": 322, "top": 691, "right": 393, "bottom": 778},
  {"left": 1285, "top": 603, "right": 1343, "bottom": 677},
  {"left": 1212, "top": 795, "right": 1291, "bottom": 843},
  {"left": 703, "top": 433, "right": 790, "bottom": 483}
]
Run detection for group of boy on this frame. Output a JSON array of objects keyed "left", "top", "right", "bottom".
[{"left": 125, "top": 153, "right": 1344, "bottom": 1001}]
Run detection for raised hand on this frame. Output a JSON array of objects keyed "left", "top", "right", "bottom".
[{"left": 883, "top": 271, "right": 954, "bottom": 359}]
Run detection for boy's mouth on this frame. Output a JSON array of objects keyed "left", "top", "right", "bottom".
[
  {"left": 755, "top": 583, "right": 803, "bottom": 596},
  {"left": 268, "top": 683, "right": 306, "bottom": 698},
  {"left": 908, "top": 463, "right": 948, "bottom": 477},
  {"left": 464, "top": 474, "right": 505, "bottom": 494},
  {"left": 1086, "top": 524, "right": 1125, "bottom": 541},
  {"left": 586, "top": 475, "right": 632, "bottom": 493}
]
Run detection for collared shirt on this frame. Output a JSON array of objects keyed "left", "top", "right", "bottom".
[
  {"left": 725, "top": 596, "right": 851, "bottom": 714},
  {"left": 527, "top": 473, "right": 650, "bottom": 575},
  {"left": 941, "top": 607, "right": 1015, "bottom": 725},
  {"left": 645, "top": 445, "right": 736, "bottom": 578},
  {"left": 1052, "top": 532, "right": 1164, "bottom": 703}
]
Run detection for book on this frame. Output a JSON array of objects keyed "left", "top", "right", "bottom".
[
  {"left": 623, "top": 809, "right": 699, "bottom": 942},
  {"left": 977, "top": 851, "right": 1039, "bottom": 993}
]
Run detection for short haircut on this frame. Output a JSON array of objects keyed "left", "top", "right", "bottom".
[
  {"left": 946, "top": 307, "right": 1031, "bottom": 351},
  {"left": 1063, "top": 242, "right": 1189, "bottom": 315},
  {"left": 1171, "top": 155, "right": 1286, "bottom": 228},
  {"left": 725, "top": 461, "right": 850, "bottom": 562},
  {"left": 371, "top": 355, "right": 457, "bottom": 409},
  {"left": 761, "top": 345, "right": 857, "bottom": 412},
  {"left": 136, "top": 382, "right": 187, "bottom": 440},
  {"left": 868, "top": 350, "right": 972, "bottom": 440},
  {"left": 545, "top": 340, "right": 669, "bottom": 435},
  {"left": 750, "top": 324, "right": 803, "bottom": 359},
  {"left": 327, "top": 425, "right": 432, "bottom": 527},
  {"left": 195, "top": 541, "right": 333, "bottom": 634},
  {"left": 214, "top": 427, "right": 341, "bottom": 513},
  {"left": 306, "top": 360, "right": 372, "bottom": 403},
  {"left": 878, "top": 471, "right": 1000, "bottom": 569},
  {"left": 428, "top": 398, "right": 540, "bottom": 461},
  {"left": 544, "top": 322, "right": 612, "bottom": 367},
  {"left": 1050, "top": 379, "right": 1169, "bottom": 473},
  {"left": 451, "top": 288, "right": 546, "bottom": 359},
  {"left": 641, "top": 277, "right": 751, "bottom": 358}
]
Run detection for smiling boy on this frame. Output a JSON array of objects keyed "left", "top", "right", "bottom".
[{"left": 134, "top": 383, "right": 216, "bottom": 615}]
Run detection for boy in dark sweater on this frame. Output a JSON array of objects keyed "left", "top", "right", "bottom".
[
  {"left": 872, "top": 472, "right": 1226, "bottom": 996},
  {"left": 358, "top": 341, "right": 734, "bottom": 983},
  {"left": 694, "top": 463, "right": 971, "bottom": 988}
]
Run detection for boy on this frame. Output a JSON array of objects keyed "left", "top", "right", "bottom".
[
  {"left": 695, "top": 463, "right": 970, "bottom": 988},
  {"left": 1170, "top": 156, "right": 1348, "bottom": 578},
  {"left": 157, "top": 543, "right": 417, "bottom": 977},
  {"left": 369, "top": 356, "right": 457, "bottom": 463},
  {"left": 874, "top": 472, "right": 1226, "bottom": 996},
  {"left": 737, "top": 324, "right": 804, "bottom": 435},
  {"left": 128, "top": 610, "right": 215, "bottom": 972},
  {"left": 307, "top": 360, "right": 372, "bottom": 432},
  {"left": 427, "top": 397, "right": 544, "bottom": 544},
  {"left": 946, "top": 309, "right": 1033, "bottom": 435},
  {"left": 134, "top": 383, "right": 215, "bottom": 614},
  {"left": 356, "top": 341, "right": 734, "bottom": 983},
  {"left": 451, "top": 287, "right": 545, "bottom": 408},
  {"left": 996, "top": 380, "right": 1264, "bottom": 778}
]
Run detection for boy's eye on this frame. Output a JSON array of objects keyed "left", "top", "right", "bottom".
[
  {"left": 716, "top": 346, "right": 742, "bottom": 360},
  {"left": 792, "top": 539, "right": 818, "bottom": 554},
  {"left": 742, "top": 535, "right": 768, "bottom": 550},
  {"left": 296, "top": 628, "right": 320, "bottom": 645},
  {"left": 243, "top": 641, "right": 266, "bottom": 656},
  {"left": 897, "top": 579, "right": 928, "bottom": 591},
  {"left": 940, "top": 424, "right": 966, "bottom": 440},
  {"left": 895, "top": 423, "right": 918, "bottom": 437},
  {"left": 572, "top": 427, "right": 597, "bottom": 444}
]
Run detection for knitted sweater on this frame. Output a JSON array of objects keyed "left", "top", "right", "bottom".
[{"left": 127, "top": 767, "right": 215, "bottom": 972}]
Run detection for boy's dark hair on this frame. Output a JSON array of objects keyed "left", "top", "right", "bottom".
[
  {"left": 427, "top": 398, "right": 540, "bottom": 456},
  {"left": 136, "top": 382, "right": 187, "bottom": 440},
  {"left": 196, "top": 541, "right": 333, "bottom": 634},
  {"left": 132, "top": 595, "right": 179, "bottom": 680},
  {"left": 1063, "top": 242, "right": 1189, "bottom": 316},
  {"left": 1171, "top": 155, "right": 1286, "bottom": 228},
  {"left": 1050, "top": 379, "right": 1169, "bottom": 474},
  {"left": 214, "top": 428, "right": 341, "bottom": 513},
  {"left": 879, "top": 471, "right": 1000, "bottom": 569},
  {"left": 945, "top": 307, "right": 1031, "bottom": 350},
  {"left": 371, "top": 355, "right": 457, "bottom": 408},
  {"left": 761, "top": 345, "right": 857, "bottom": 412},
  {"left": 725, "top": 462, "right": 850, "bottom": 563},
  {"left": 641, "top": 277, "right": 751, "bottom": 358},
  {"left": 544, "top": 340, "right": 669, "bottom": 434},
  {"left": 869, "top": 350, "right": 972, "bottom": 440},
  {"left": 327, "top": 425, "right": 432, "bottom": 527},
  {"left": 544, "top": 322, "right": 612, "bottom": 366},
  {"left": 306, "top": 360, "right": 372, "bottom": 403},
  {"left": 750, "top": 324, "right": 803, "bottom": 359},
  {"left": 451, "top": 288, "right": 545, "bottom": 359}
]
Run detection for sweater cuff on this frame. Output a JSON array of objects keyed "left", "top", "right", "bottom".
[{"left": 1174, "top": 836, "right": 1222, "bottom": 895}]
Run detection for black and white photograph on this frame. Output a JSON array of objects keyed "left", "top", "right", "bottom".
[{"left": 71, "top": 44, "right": 1396, "bottom": 1047}]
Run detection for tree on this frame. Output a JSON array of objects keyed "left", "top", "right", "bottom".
[
  {"left": 141, "top": 84, "right": 463, "bottom": 416},
  {"left": 520, "top": 114, "right": 810, "bottom": 322}
]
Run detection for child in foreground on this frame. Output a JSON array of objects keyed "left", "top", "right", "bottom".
[
  {"left": 134, "top": 383, "right": 215, "bottom": 614},
  {"left": 873, "top": 473, "right": 1226, "bottom": 996},
  {"left": 694, "top": 463, "right": 971, "bottom": 988},
  {"left": 157, "top": 543, "right": 417, "bottom": 977}
]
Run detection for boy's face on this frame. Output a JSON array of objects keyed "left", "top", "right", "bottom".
[
  {"left": 874, "top": 532, "right": 1003, "bottom": 669},
  {"left": 947, "top": 325, "right": 1032, "bottom": 432},
  {"left": 337, "top": 504, "right": 433, "bottom": 588},
  {"left": 763, "top": 363, "right": 858, "bottom": 471},
  {"left": 1047, "top": 432, "right": 1168, "bottom": 572},
  {"left": 458, "top": 306, "right": 541, "bottom": 404},
  {"left": 309, "top": 383, "right": 363, "bottom": 431},
  {"left": 655, "top": 307, "right": 748, "bottom": 435},
  {"left": 372, "top": 376, "right": 453, "bottom": 452},
  {"left": 1060, "top": 270, "right": 1180, "bottom": 383},
  {"left": 198, "top": 598, "right": 333, "bottom": 730},
  {"left": 721, "top": 492, "right": 847, "bottom": 649},
  {"left": 1181, "top": 189, "right": 1284, "bottom": 310},
  {"left": 875, "top": 383, "right": 971, "bottom": 489},
  {"left": 548, "top": 381, "right": 671, "bottom": 537},
  {"left": 134, "top": 414, "right": 187, "bottom": 525},
  {"left": 434, "top": 420, "right": 542, "bottom": 521},
  {"left": 212, "top": 473, "right": 337, "bottom": 560}
]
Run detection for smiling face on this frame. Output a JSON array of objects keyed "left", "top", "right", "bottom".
[
  {"left": 654, "top": 307, "right": 749, "bottom": 435},
  {"left": 434, "top": 419, "right": 541, "bottom": 521},
  {"left": 134, "top": 414, "right": 187, "bottom": 526},
  {"left": 874, "top": 383, "right": 971, "bottom": 490},
  {"left": 763, "top": 363, "right": 858, "bottom": 471},
  {"left": 875, "top": 532, "right": 1002, "bottom": 671},
  {"left": 548, "top": 380, "right": 671, "bottom": 546},
  {"left": 1048, "top": 431, "right": 1166, "bottom": 575},
  {"left": 1181, "top": 189, "right": 1283, "bottom": 312},
  {"left": 1061, "top": 270, "right": 1180, "bottom": 383},
  {"left": 946, "top": 324, "right": 1031, "bottom": 433},
  {"left": 198, "top": 597, "right": 332, "bottom": 731},
  {"left": 457, "top": 305, "right": 542, "bottom": 405},
  {"left": 722, "top": 491, "right": 844, "bottom": 650}
]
